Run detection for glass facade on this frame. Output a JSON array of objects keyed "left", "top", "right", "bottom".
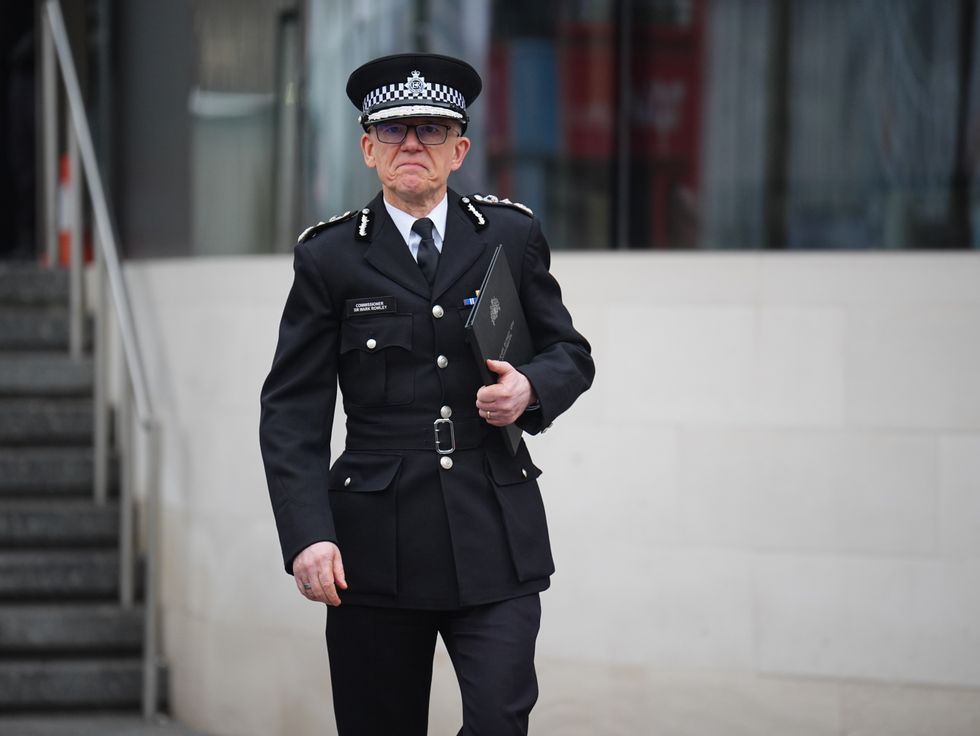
[
  {"left": 30, "top": 0, "right": 979, "bottom": 256},
  {"left": 307, "top": 0, "right": 980, "bottom": 251}
]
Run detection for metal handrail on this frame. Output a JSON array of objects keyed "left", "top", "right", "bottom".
[
  {"left": 41, "top": 0, "right": 162, "bottom": 721},
  {"left": 43, "top": 2, "right": 153, "bottom": 421}
]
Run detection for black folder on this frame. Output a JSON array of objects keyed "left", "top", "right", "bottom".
[{"left": 464, "top": 245, "right": 534, "bottom": 455}]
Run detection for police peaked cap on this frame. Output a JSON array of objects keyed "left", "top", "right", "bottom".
[{"left": 346, "top": 53, "right": 483, "bottom": 132}]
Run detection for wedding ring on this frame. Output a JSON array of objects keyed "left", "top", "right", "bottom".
[{"left": 303, "top": 582, "right": 313, "bottom": 591}]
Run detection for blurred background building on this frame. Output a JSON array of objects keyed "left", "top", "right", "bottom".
[
  {"left": 1, "top": 0, "right": 979, "bottom": 734},
  {"left": 5, "top": 0, "right": 980, "bottom": 260}
]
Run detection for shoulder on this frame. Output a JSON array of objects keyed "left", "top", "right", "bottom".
[
  {"left": 295, "top": 206, "right": 377, "bottom": 248},
  {"left": 457, "top": 192, "right": 536, "bottom": 233},
  {"left": 471, "top": 193, "right": 534, "bottom": 217},
  {"left": 296, "top": 210, "right": 357, "bottom": 245}
]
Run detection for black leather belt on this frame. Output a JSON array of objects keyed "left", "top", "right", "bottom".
[{"left": 345, "top": 417, "right": 487, "bottom": 454}]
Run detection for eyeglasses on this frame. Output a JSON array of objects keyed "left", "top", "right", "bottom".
[{"left": 373, "top": 122, "right": 456, "bottom": 145}]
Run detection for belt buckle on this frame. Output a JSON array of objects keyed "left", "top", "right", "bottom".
[{"left": 433, "top": 418, "right": 455, "bottom": 455}]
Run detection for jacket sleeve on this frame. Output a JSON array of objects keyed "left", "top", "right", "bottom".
[
  {"left": 259, "top": 241, "right": 339, "bottom": 573},
  {"left": 514, "top": 217, "right": 595, "bottom": 434}
]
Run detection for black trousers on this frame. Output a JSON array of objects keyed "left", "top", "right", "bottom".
[{"left": 326, "top": 594, "right": 541, "bottom": 736}]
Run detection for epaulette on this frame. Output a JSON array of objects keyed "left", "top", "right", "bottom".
[
  {"left": 296, "top": 210, "right": 358, "bottom": 244},
  {"left": 472, "top": 193, "right": 533, "bottom": 217}
]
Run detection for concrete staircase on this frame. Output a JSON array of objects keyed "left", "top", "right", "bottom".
[{"left": 0, "top": 263, "right": 159, "bottom": 716}]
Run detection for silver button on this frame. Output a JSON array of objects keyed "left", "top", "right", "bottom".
[
  {"left": 521, "top": 469, "right": 528, "bottom": 479},
  {"left": 440, "top": 405, "right": 452, "bottom": 419},
  {"left": 437, "top": 355, "right": 449, "bottom": 369},
  {"left": 366, "top": 338, "right": 377, "bottom": 350},
  {"left": 440, "top": 456, "right": 453, "bottom": 470},
  {"left": 344, "top": 477, "right": 351, "bottom": 487},
  {"left": 432, "top": 305, "right": 445, "bottom": 319}
]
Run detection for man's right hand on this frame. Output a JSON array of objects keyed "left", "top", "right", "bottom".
[{"left": 292, "top": 541, "right": 348, "bottom": 606}]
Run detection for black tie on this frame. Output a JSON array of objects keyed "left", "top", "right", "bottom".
[{"left": 411, "top": 217, "right": 439, "bottom": 285}]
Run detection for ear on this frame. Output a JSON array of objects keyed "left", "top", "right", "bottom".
[
  {"left": 450, "top": 135, "right": 471, "bottom": 172},
  {"left": 360, "top": 132, "right": 377, "bottom": 169}
]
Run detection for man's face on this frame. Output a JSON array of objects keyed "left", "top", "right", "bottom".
[{"left": 360, "top": 117, "right": 471, "bottom": 207}]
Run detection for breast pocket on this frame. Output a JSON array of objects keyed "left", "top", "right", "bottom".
[{"left": 339, "top": 313, "right": 414, "bottom": 407}]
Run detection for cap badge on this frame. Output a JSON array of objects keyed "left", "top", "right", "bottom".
[{"left": 406, "top": 70, "right": 426, "bottom": 97}]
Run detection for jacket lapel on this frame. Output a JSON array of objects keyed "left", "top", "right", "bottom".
[
  {"left": 431, "top": 190, "right": 487, "bottom": 302},
  {"left": 362, "top": 194, "right": 431, "bottom": 300}
]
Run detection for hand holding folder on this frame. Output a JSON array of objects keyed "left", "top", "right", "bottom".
[{"left": 464, "top": 245, "right": 534, "bottom": 454}]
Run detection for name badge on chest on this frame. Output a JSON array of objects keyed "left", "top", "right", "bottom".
[{"left": 345, "top": 296, "right": 397, "bottom": 317}]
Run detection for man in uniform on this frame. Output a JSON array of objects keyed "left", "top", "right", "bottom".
[{"left": 259, "top": 52, "right": 594, "bottom": 736}]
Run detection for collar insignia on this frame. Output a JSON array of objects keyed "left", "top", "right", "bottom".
[
  {"left": 354, "top": 207, "right": 374, "bottom": 241},
  {"left": 459, "top": 196, "right": 488, "bottom": 231}
]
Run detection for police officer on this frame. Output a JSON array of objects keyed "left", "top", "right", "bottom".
[{"left": 259, "top": 52, "right": 594, "bottom": 736}]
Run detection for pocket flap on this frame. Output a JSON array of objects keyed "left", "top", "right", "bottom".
[
  {"left": 340, "top": 314, "right": 413, "bottom": 354},
  {"left": 485, "top": 447, "right": 542, "bottom": 486},
  {"left": 328, "top": 453, "right": 403, "bottom": 492}
]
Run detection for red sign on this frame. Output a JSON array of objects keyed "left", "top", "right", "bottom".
[{"left": 559, "top": 23, "right": 615, "bottom": 160}]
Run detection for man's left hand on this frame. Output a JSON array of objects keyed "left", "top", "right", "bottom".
[{"left": 476, "top": 359, "right": 536, "bottom": 426}]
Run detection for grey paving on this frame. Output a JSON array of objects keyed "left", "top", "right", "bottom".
[{"left": 0, "top": 714, "right": 207, "bottom": 736}]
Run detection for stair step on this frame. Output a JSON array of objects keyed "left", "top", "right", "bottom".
[
  {"left": 0, "top": 550, "right": 119, "bottom": 600},
  {"left": 0, "top": 714, "right": 198, "bottom": 736},
  {"left": 0, "top": 603, "right": 142, "bottom": 655},
  {"left": 0, "top": 501, "right": 117, "bottom": 547},
  {"left": 0, "top": 658, "right": 163, "bottom": 711},
  {"left": 0, "top": 266, "right": 68, "bottom": 307},
  {"left": 0, "top": 355, "right": 92, "bottom": 398},
  {"left": 0, "top": 308, "right": 91, "bottom": 351},
  {"left": 0, "top": 398, "right": 93, "bottom": 445},
  {"left": 0, "top": 448, "right": 93, "bottom": 497}
]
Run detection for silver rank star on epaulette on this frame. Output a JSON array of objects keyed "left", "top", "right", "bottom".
[
  {"left": 296, "top": 210, "right": 357, "bottom": 243},
  {"left": 472, "top": 193, "right": 534, "bottom": 217}
]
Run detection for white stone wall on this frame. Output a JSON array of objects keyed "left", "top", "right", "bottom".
[{"left": 124, "top": 252, "right": 980, "bottom": 736}]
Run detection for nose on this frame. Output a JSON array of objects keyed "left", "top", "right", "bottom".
[{"left": 400, "top": 126, "right": 424, "bottom": 150}]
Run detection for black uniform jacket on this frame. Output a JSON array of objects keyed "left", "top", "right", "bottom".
[{"left": 259, "top": 189, "right": 594, "bottom": 609}]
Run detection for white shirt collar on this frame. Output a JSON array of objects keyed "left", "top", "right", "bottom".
[{"left": 383, "top": 193, "right": 448, "bottom": 255}]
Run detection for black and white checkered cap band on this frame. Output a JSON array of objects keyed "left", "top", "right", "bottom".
[{"left": 362, "top": 81, "right": 466, "bottom": 117}]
